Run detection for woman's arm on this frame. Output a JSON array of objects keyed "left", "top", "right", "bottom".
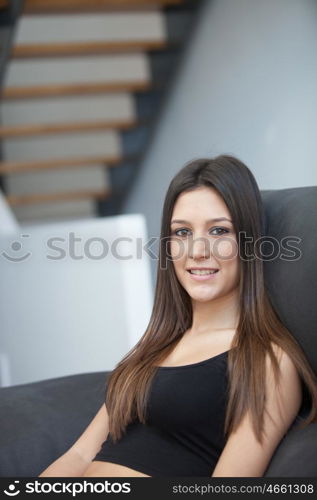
[
  {"left": 38, "top": 448, "right": 91, "bottom": 477},
  {"left": 212, "top": 346, "right": 302, "bottom": 477},
  {"left": 39, "top": 402, "right": 109, "bottom": 477}
]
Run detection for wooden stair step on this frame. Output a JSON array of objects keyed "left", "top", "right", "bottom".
[
  {"left": 0, "top": 154, "right": 134, "bottom": 174},
  {"left": 0, "top": 118, "right": 141, "bottom": 138},
  {"left": 23, "top": 0, "right": 184, "bottom": 13},
  {"left": 12, "top": 40, "right": 172, "bottom": 58},
  {"left": 6, "top": 188, "right": 111, "bottom": 206},
  {"left": 2, "top": 80, "right": 152, "bottom": 100}
]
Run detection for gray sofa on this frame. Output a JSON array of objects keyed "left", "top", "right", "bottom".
[{"left": 0, "top": 186, "right": 316, "bottom": 477}]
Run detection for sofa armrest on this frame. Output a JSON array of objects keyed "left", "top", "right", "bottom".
[
  {"left": 265, "top": 411, "right": 317, "bottom": 477},
  {"left": 0, "top": 371, "right": 109, "bottom": 477}
]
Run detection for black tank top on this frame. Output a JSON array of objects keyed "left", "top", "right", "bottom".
[{"left": 93, "top": 349, "right": 231, "bottom": 476}]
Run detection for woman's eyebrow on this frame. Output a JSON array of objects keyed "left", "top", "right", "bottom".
[{"left": 171, "top": 217, "right": 232, "bottom": 224}]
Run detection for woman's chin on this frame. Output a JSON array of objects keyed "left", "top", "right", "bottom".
[{"left": 189, "top": 291, "right": 218, "bottom": 302}]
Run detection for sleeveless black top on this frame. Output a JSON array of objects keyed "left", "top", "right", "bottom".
[{"left": 93, "top": 350, "right": 231, "bottom": 476}]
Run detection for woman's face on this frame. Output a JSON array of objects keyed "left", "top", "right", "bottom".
[{"left": 170, "top": 186, "right": 240, "bottom": 303}]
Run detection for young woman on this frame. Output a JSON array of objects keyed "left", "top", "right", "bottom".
[{"left": 39, "top": 155, "right": 317, "bottom": 477}]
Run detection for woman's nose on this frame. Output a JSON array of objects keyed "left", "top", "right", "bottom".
[{"left": 188, "top": 236, "right": 211, "bottom": 259}]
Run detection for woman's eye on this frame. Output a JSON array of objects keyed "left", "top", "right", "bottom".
[
  {"left": 173, "top": 227, "right": 229, "bottom": 237},
  {"left": 210, "top": 227, "right": 229, "bottom": 235},
  {"left": 173, "top": 228, "right": 188, "bottom": 237}
]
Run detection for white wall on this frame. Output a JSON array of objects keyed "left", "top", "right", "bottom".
[
  {"left": 122, "top": 0, "right": 317, "bottom": 282},
  {"left": 0, "top": 214, "right": 153, "bottom": 386}
]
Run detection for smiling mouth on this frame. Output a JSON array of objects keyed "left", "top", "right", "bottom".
[{"left": 187, "top": 269, "right": 219, "bottom": 275}]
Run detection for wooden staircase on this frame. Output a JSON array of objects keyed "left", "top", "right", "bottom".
[{"left": 0, "top": 0, "right": 200, "bottom": 223}]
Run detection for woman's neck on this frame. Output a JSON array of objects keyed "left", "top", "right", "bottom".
[{"left": 189, "top": 288, "right": 240, "bottom": 336}]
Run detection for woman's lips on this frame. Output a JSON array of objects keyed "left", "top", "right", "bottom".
[{"left": 187, "top": 270, "right": 219, "bottom": 281}]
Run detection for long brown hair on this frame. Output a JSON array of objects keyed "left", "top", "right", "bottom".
[{"left": 105, "top": 154, "right": 317, "bottom": 445}]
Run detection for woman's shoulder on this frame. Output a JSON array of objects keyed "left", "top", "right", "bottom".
[
  {"left": 268, "top": 342, "right": 283, "bottom": 362},
  {"left": 265, "top": 342, "right": 300, "bottom": 387}
]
